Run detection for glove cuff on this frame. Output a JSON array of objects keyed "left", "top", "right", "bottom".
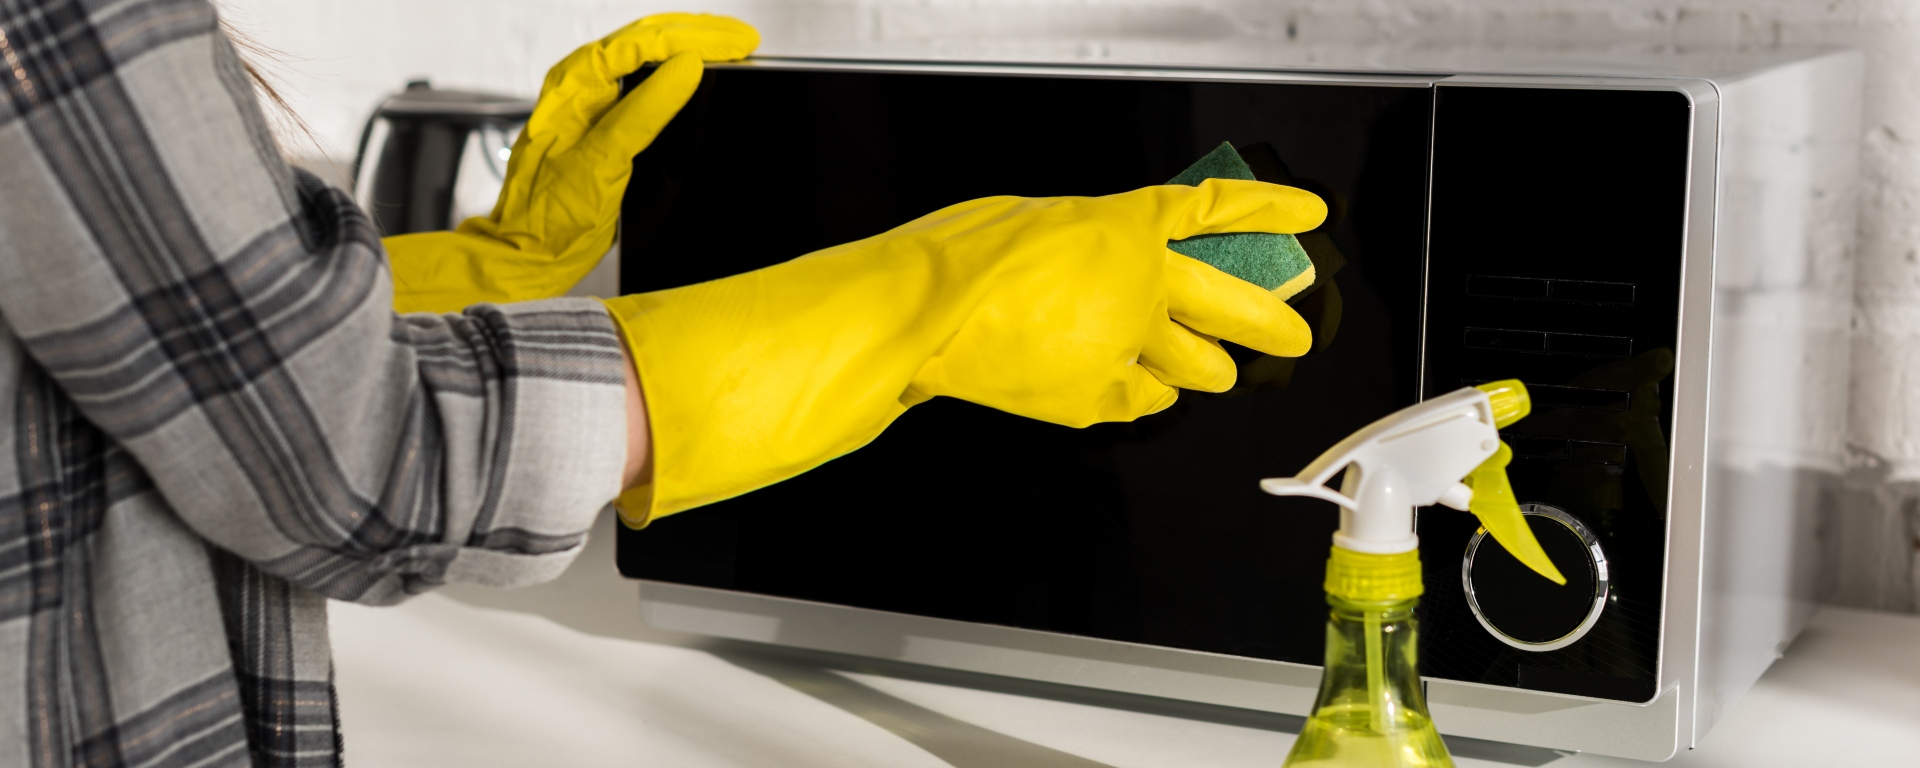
[
  {"left": 598, "top": 287, "right": 915, "bottom": 524},
  {"left": 614, "top": 484, "right": 656, "bottom": 529}
]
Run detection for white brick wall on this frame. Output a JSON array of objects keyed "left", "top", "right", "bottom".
[{"left": 223, "top": 0, "right": 1920, "bottom": 609}]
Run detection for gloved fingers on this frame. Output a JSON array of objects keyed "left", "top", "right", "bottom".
[
  {"left": 1149, "top": 178, "right": 1328, "bottom": 241},
  {"left": 525, "top": 13, "right": 755, "bottom": 143},
  {"left": 1165, "top": 251, "right": 1313, "bottom": 357},
  {"left": 1138, "top": 318, "right": 1238, "bottom": 392},
  {"left": 1115, "top": 364, "right": 1182, "bottom": 423},
  {"left": 596, "top": 13, "right": 760, "bottom": 75},
  {"left": 578, "top": 52, "right": 705, "bottom": 162}
]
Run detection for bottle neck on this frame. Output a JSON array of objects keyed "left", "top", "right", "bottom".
[
  {"left": 1327, "top": 595, "right": 1419, "bottom": 620},
  {"left": 1284, "top": 586, "right": 1450, "bottom": 766},
  {"left": 1316, "top": 594, "right": 1429, "bottom": 734},
  {"left": 1322, "top": 596, "right": 1422, "bottom": 679}
]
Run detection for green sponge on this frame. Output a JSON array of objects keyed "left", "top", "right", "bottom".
[{"left": 1165, "top": 142, "right": 1317, "bottom": 300}]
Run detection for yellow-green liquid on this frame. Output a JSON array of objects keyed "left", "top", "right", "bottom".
[
  {"left": 1283, "top": 597, "right": 1453, "bottom": 767},
  {"left": 1284, "top": 703, "right": 1453, "bottom": 767}
]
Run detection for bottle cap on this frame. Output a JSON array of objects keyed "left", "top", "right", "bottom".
[
  {"left": 1325, "top": 546, "right": 1423, "bottom": 603},
  {"left": 1476, "top": 379, "right": 1531, "bottom": 429}
]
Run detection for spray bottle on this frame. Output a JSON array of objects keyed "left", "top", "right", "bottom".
[{"left": 1261, "top": 380, "right": 1565, "bottom": 767}]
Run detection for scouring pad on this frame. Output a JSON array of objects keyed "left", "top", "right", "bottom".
[{"left": 1166, "top": 142, "right": 1317, "bottom": 301}]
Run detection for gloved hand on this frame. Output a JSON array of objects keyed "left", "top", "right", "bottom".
[
  {"left": 386, "top": 13, "right": 759, "bottom": 313},
  {"left": 605, "top": 179, "right": 1327, "bottom": 526}
]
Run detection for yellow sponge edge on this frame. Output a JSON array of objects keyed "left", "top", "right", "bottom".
[{"left": 1271, "top": 263, "right": 1317, "bottom": 302}]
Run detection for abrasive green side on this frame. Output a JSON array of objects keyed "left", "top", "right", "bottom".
[
  {"left": 1167, "top": 140, "right": 1259, "bottom": 186},
  {"left": 1166, "top": 142, "right": 1314, "bottom": 292}
]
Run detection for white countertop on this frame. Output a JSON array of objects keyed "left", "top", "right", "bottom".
[{"left": 331, "top": 513, "right": 1920, "bottom": 767}]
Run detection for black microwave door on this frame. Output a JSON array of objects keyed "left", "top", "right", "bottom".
[{"left": 616, "top": 67, "right": 1432, "bottom": 669}]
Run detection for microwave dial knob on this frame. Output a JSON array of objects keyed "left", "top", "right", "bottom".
[{"left": 1461, "top": 503, "right": 1609, "bottom": 652}]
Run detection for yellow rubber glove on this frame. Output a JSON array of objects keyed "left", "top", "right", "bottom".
[
  {"left": 386, "top": 14, "right": 759, "bottom": 313},
  {"left": 605, "top": 179, "right": 1326, "bottom": 527}
]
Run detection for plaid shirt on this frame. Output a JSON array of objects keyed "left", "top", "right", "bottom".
[{"left": 0, "top": 0, "right": 629, "bottom": 765}]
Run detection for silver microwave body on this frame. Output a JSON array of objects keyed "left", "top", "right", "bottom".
[{"left": 630, "top": 49, "right": 1862, "bottom": 761}]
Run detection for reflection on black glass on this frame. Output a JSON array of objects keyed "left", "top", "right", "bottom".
[{"left": 1505, "top": 348, "right": 1675, "bottom": 516}]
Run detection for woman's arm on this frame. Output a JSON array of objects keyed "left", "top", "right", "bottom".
[{"left": 0, "top": 0, "right": 628, "bottom": 603}]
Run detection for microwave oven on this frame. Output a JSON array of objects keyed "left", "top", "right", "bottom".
[{"left": 613, "top": 49, "right": 1861, "bottom": 761}]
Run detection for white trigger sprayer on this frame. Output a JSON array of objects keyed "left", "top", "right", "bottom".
[
  {"left": 1262, "top": 380, "right": 1564, "bottom": 767},
  {"left": 1261, "top": 379, "right": 1564, "bottom": 581}
]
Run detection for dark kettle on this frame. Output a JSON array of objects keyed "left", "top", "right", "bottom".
[{"left": 352, "top": 80, "right": 536, "bottom": 236}]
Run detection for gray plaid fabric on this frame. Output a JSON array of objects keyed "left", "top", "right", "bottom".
[{"left": 0, "top": 0, "right": 630, "bottom": 765}]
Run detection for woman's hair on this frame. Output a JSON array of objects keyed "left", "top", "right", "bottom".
[{"left": 219, "top": 14, "right": 321, "bottom": 156}]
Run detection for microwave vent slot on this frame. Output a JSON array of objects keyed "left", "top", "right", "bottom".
[
  {"left": 1547, "top": 332, "right": 1634, "bottom": 357},
  {"left": 1464, "top": 328, "right": 1633, "bottom": 358},
  {"left": 1460, "top": 381, "right": 1631, "bottom": 412},
  {"left": 1467, "top": 275, "right": 1636, "bottom": 305},
  {"left": 1569, "top": 441, "right": 1630, "bottom": 464},
  {"left": 1501, "top": 434, "right": 1629, "bottom": 465},
  {"left": 1506, "top": 435, "right": 1568, "bottom": 459}
]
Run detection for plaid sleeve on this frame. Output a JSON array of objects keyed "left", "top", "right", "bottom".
[{"left": 0, "top": 0, "right": 628, "bottom": 604}]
